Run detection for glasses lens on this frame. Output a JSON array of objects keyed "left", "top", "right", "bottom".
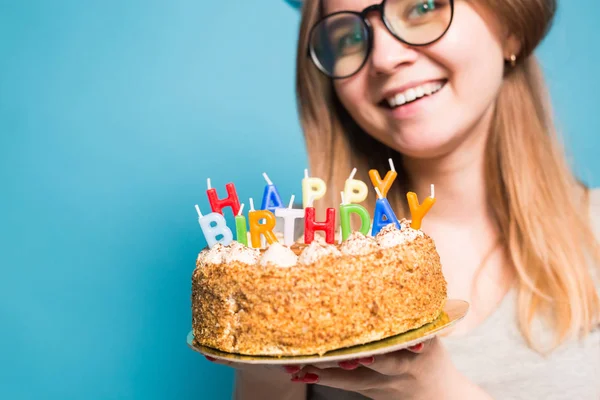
[
  {"left": 384, "top": 0, "right": 453, "bottom": 45},
  {"left": 309, "top": 13, "right": 369, "bottom": 78}
]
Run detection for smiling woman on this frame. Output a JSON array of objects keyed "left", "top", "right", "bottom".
[{"left": 227, "top": 0, "right": 600, "bottom": 399}]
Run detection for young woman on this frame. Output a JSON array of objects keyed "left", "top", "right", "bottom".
[{"left": 220, "top": 0, "right": 600, "bottom": 398}]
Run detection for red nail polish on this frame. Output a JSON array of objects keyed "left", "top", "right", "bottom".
[
  {"left": 302, "top": 373, "right": 319, "bottom": 384},
  {"left": 204, "top": 356, "right": 217, "bottom": 362},
  {"left": 357, "top": 356, "right": 374, "bottom": 365},
  {"left": 283, "top": 366, "right": 301, "bottom": 374},
  {"left": 409, "top": 343, "right": 424, "bottom": 352},
  {"left": 338, "top": 360, "right": 359, "bottom": 370}
]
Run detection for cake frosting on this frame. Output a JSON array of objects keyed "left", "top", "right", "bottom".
[
  {"left": 223, "top": 241, "right": 260, "bottom": 265},
  {"left": 340, "top": 231, "right": 379, "bottom": 255},
  {"left": 259, "top": 242, "right": 298, "bottom": 267},
  {"left": 376, "top": 219, "right": 424, "bottom": 248},
  {"left": 298, "top": 236, "right": 342, "bottom": 265}
]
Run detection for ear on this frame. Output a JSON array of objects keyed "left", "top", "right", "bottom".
[{"left": 503, "top": 34, "right": 522, "bottom": 62}]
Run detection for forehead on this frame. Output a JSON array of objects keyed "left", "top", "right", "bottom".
[{"left": 322, "top": 0, "right": 380, "bottom": 14}]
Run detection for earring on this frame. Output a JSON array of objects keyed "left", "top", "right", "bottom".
[{"left": 509, "top": 54, "right": 517, "bottom": 67}]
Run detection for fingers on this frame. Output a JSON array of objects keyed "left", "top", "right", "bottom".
[
  {"left": 336, "top": 340, "right": 431, "bottom": 376},
  {"left": 291, "top": 365, "right": 391, "bottom": 391}
]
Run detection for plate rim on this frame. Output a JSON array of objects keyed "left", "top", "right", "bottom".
[{"left": 187, "top": 298, "right": 469, "bottom": 365}]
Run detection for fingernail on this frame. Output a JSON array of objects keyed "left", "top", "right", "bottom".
[
  {"left": 338, "top": 360, "right": 359, "bottom": 370},
  {"left": 409, "top": 343, "right": 424, "bottom": 352},
  {"left": 357, "top": 356, "right": 374, "bottom": 365},
  {"left": 204, "top": 356, "right": 217, "bottom": 362},
  {"left": 301, "top": 373, "right": 319, "bottom": 384},
  {"left": 283, "top": 366, "right": 301, "bottom": 374}
]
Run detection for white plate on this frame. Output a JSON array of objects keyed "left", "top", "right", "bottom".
[{"left": 186, "top": 299, "right": 469, "bottom": 365}]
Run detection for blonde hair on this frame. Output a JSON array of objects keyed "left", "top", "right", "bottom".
[{"left": 295, "top": 0, "right": 600, "bottom": 352}]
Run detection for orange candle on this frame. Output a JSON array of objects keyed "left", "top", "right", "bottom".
[
  {"left": 406, "top": 184, "right": 436, "bottom": 230},
  {"left": 368, "top": 158, "right": 397, "bottom": 198},
  {"left": 248, "top": 198, "right": 278, "bottom": 248}
]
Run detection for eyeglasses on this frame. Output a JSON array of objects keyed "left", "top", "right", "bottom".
[{"left": 308, "top": 0, "right": 454, "bottom": 79}]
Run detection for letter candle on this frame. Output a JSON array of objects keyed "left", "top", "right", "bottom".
[
  {"left": 302, "top": 169, "right": 327, "bottom": 208},
  {"left": 340, "top": 191, "right": 371, "bottom": 241},
  {"left": 260, "top": 172, "right": 284, "bottom": 213},
  {"left": 195, "top": 204, "right": 233, "bottom": 248},
  {"left": 248, "top": 198, "right": 278, "bottom": 248},
  {"left": 371, "top": 187, "right": 401, "bottom": 236},
  {"left": 343, "top": 168, "right": 369, "bottom": 204},
  {"left": 407, "top": 184, "right": 436, "bottom": 230},
  {"left": 234, "top": 203, "right": 248, "bottom": 246},
  {"left": 274, "top": 195, "right": 305, "bottom": 246},
  {"left": 368, "top": 158, "right": 398, "bottom": 198},
  {"left": 206, "top": 178, "right": 241, "bottom": 216},
  {"left": 304, "top": 206, "right": 336, "bottom": 244}
]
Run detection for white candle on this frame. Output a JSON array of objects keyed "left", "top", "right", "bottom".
[
  {"left": 275, "top": 194, "right": 305, "bottom": 246},
  {"left": 343, "top": 167, "right": 368, "bottom": 204}
]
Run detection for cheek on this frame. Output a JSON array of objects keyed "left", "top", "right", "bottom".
[
  {"left": 435, "top": 6, "right": 506, "bottom": 106},
  {"left": 334, "top": 75, "right": 374, "bottom": 120}
]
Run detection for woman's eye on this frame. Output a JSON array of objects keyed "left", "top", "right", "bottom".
[
  {"left": 337, "top": 31, "right": 363, "bottom": 52},
  {"left": 408, "top": 0, "right": 436, "bottom": 18}
]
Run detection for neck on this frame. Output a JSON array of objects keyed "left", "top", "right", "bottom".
[{"left": 402, "top": 107, "right": 494, "bottom": 230}]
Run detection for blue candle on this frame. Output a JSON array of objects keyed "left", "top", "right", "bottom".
[
  {"left": 196, "top": 205, "right": 233, "bottom": 248},
  {"left": 260, "top": 172, "right": 284, "bottom": 213},
  {"left": 371, "top": 189, "right": 401, "bottom": 236}
]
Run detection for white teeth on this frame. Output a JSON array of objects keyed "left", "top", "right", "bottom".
[
  {"left": 395, "top": 93, "right": 406, "bottom": 106},
  {"left": 385, "top": 81, "right": 444, "bottom": 108}
]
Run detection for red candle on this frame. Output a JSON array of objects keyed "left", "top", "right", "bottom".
[
  {"left": 304, "top": 207, "right": 336, "bottom": 244},
  {"left": 206, "top": 178, "right": 241, "bottom": 217}
]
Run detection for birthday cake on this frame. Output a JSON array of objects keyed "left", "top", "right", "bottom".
[{"left": 191, "top": 162, "right": 447, "bottom": 356}]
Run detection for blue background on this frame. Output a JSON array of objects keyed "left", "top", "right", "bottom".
[{"left": 0, "top": 1, "right": 598, "bottom": 399}]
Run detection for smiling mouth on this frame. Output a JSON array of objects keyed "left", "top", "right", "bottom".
[{"left": 379, "top": 80, "right": 448, "bottom": 109}]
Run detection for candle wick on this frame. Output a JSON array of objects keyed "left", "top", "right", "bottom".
[
  {"left": 249, "top": 198, "right": 255, "bottom": 211},
  {"left": 430, "top": 184, "right": 435, "bottom": 199},
  {"left": 206, "top": 178, "right": 212, "bottom": 190},
  {"left": 195, "top": 204, "right": 203, "bottom": 217},
  {"left": 238, "top": 203, "right": 245, "bottom": 216},
  {"left": 262, "top": 172, "right": 273, "bottom": 186},
  {"left": 388, "top": 158, "right": 396, "bottom": 172},
  {"left": 304, "top": 169, "right": 309, "bottom": 179},
  {"left": 374, "top": 187, "right": 383, "bottom": 199},
  {"left": 348, "top": 167, "right": 357, "bottom": 181},
  {"left": 288, "top": 194, "right": 295, "bottom": 209}
]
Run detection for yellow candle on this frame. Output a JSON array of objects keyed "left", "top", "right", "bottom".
[
  {"left": 248, "top": 209, "right": 278, "bottom": 248},
  {"left": 302, "top": 169, "right": 327, "bottom": 208},
  {"left": 343, "top": 167, "right": 368, "bottom": 204},
  {"left": 406, "top": 184, "right": 436, "bottom": 230}
]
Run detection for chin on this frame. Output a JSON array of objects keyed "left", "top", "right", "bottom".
[{"left": 385, "top": 127, "right": 461, "bottom": 160}]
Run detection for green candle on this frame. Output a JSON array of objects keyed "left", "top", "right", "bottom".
[
  {"left": 235, "top": 204, "right": 248, "bottom": 246},
  {"left": 340, "top": 203, "right": 371, "bottom": 241}
]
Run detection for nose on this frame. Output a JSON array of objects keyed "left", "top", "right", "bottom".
[{"left": 368, "top": 18, "right": 418, "bottom": 76}]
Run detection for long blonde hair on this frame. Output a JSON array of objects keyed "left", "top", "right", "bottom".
[{"left": 295, "top": 0, "right": 600, "bottom": 351}]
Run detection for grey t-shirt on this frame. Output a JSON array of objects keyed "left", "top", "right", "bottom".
[{"left": 309, "top": 189, "right": 600, "bottom": 400}]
